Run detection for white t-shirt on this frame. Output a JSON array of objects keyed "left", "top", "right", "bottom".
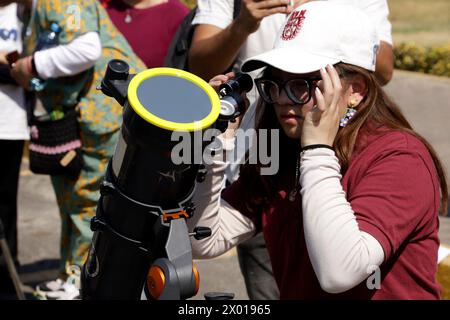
[
  {"left": 192, "top": 0, "right": 392, "bottom": 102},
  {"left": 193, "top": 1, "right": 285, "bottom": 104},
  {"left": 192, "top": 0, "right": 393, "bottom": 182},
  {"left": 0, "top": 4, "right": 29, "bottom": 140}
]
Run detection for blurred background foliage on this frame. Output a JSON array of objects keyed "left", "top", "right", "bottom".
[{"left": 181, "top": 0, "right": 196, "bottom": 9}]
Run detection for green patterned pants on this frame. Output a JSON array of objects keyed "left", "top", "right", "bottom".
[{"left": 51, "top": 129, "right": 119, "bottom": 278}]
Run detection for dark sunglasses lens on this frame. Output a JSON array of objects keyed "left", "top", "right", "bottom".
[
  {"left": 257, "top": 80, "right": 279, "bottom": 103},
  {"left": 286, "top": 79, "right": 310, "bottom": 104}
]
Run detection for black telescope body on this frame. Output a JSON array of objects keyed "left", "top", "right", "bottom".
[{"left": 81, "top": 60, "right": 251, "bottom": 300}]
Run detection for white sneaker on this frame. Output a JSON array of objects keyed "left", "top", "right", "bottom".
[
  {"left": 45, "top": 282, "right": 80, "bottom": 300},
  {"left": 34, "top": 278, "right": 81, "bottom": 300},
  {"left": 36, "top": 278, "right": 65, "bottom": 293},
  {"left": 34, "top": 265, "right": 81, "bottom": 300}
]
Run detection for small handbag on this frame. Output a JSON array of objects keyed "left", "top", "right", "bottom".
[{"left": 28, "top": 108, "right": 84, "bottom": 180}]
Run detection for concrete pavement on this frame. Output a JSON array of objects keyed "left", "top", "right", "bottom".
[
  {"left": 3, "top": 70, "right": 450, "bottom": 300},
  {"left": 384, "top": 70, "right": 450, "bottom": 181},
  {"left": 14, "top": 162, "right": 249, "bottom": 300}
]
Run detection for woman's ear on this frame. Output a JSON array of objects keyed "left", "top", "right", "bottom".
[{"left": 346, "top": 74, "right": 367, "bottom": 108}]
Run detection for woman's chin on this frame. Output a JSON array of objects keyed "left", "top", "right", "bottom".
[{"left": 282, "top": 126, "right": 302, "bottom": 139}]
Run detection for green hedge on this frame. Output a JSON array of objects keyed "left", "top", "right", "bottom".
[
  {"left": 394, "top": 43, "right": 450, "bottom": 77},
  {"left": 182, "top": 0, "right": 196, "bottom": 8}
]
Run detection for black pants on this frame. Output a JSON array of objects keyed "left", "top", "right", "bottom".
[
  {"left": 0, "top": 140, "right": 24, "bottom": 275},
  {"left": 237, "top": 232, "right": 280, "bottom": 300}
]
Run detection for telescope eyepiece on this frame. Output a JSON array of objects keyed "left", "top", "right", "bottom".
[
  {"left": 214, "top": 73, "right": 253, "bottom": 133},
  {"left": 100, "top": 59, "right": 131, "bottom": 105},
  {"left": 219, "top": 73, "right": 253, "bottom": 97},
  {"left": 104, "top": 59, "right": 130, "bottom": 82}
]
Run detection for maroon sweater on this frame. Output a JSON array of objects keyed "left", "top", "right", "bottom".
[{"left": 223, "top": 130, "right": 441, "bottom": 299}]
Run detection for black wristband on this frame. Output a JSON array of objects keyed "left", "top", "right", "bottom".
[{"left": 301, "top": 144, "right": 334, "bottom": 152}]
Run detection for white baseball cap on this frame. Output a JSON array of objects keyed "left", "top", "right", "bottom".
[{"left": 241, "top": 1, "right": 380, "bottom": 74}]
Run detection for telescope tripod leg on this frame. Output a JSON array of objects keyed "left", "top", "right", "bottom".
[{"left": 0, "top": 218, "right": 25, "bottom": 300}]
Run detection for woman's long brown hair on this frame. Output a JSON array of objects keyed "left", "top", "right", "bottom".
[{"left": 239, "top": 63, "right": 448, "bottom": 216}]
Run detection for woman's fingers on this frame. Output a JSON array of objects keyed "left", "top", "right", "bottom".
[
  {"left": 318, "top": 65, "right": 343, "bottom": 115},
  {"left": 314, "top": 87, "right": 326, "bottom": 113},
  {"left": 224, "top": 71, "right": 236, "bottom": 79},
  {"left": 326, "top": 64, "right": 343, "bottom": 111},
  {"left": 209, "top": 72, "right": 235, "bottom": 91},
  {"left": 310, "top": 65, "right": 344, "bottom": 125},
  {"left": 209, "top": 81, "right": 223, "bottom": 91},
  {"left": 209, "top": 75, "right": 229, "bottom": 84},
  {"left": 319, "top": 67, "right": 333, "bottom": 108},
  {"left": 309, "top": 87, "right": 325, "bottom": 126},
  {"left": 302, "top": 64, "right": 343, "bottom": 147},
  {"left": 253, "top": 0, "right": 290, "bottom": 10}
]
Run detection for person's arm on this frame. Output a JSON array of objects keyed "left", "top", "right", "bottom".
[
  {"left": 9, "top": 32, "right": 101, "bottom": 89},
  {"left": 0, "top": 52, "right": 17, "bottom": 85},
  {"left": 375, "top": 40, "right": 393, "bottom": 85},
  {"left": 188, "top": 135, "right": 256, "bottom": 259},
  {"left": 0, "top": 65, "right": 18, "bottom": 85},
  {"left": 300, "top": 148, "right": 385, "bottom": 294},
  {"left": 298, "top": 64, "right": 385, "bottom": 294},
  {"left": 359, "top": 0, "right": 394, "bottom": 85},
  {"left": 0, "top": 52, "right": 8, "bottom": 65},
  {"left": 11, "top": 0, "right": 105, "bottom": 86},
  {"left": 188, "top": 0, "right": 293, "bottom": 80},
  {"left": 188, "top": 24, "right": 249, "bottom": 81},
  {"left": 33, "top": 31, "right": 102, "bottom": 79},
  {"left": 187, "top": 72, "right": 257, "bottom": 258}
]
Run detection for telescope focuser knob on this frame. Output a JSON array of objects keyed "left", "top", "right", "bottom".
[
  {"left": 185, "top": 202, "right": 196, "bottom": 216},
  {"left": 190, "top": 227, "right": 212, "bottom": 240},
  {"left": 196, "top": 165, "right": 207, "bottom": 183},
  {"left": 90, "top": 216, "right": 106, "bottom": 232},
  {"left": 99, "top": 180, "right": 116, "bottom": 196}
]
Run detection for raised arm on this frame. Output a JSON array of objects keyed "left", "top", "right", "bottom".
[
  {"left": 188, "top": 0, "right": 294, "bottom": 80},
  {"left": 188, "top": 73, "right": 256, "bottom": 258},
  {"left": 375, "top": 41, "right": 393, "bottom": 85}
]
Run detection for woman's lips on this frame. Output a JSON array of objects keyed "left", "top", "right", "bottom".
[{"left": 280, "top": 114, "right": 302, "bottom": 125}]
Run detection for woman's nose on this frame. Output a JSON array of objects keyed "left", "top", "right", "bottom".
[{"left": 277, "top": 88, "right": 295, "bottom": 105}]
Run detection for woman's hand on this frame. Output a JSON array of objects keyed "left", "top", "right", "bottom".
[
  {"left": 0, "top": 52, "right": 8, "bottom": 65},
  {"left": 209, "top": 72, "right": 236, "bottom": 92},
  {"left": 209, "top": 71, "right": 250, "bottom": 110},
  {"left": 209, "top": 72, "right": 250, "bottom": 138},
  {"left": 301, "top": 64, "right": 344, "bottom": 148},
  {"left": 235, "top": 0, "right": 293, "bottom": 35},
  {"left": 10, "top": 56, "right": 34, "bottom": 90}
]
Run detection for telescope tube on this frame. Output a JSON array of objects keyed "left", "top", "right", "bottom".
[{"left": 81, "top": 62, "right": 221, "bottom": 299}]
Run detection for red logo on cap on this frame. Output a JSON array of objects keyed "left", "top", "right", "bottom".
[{"left": 282, "top": 10, "right": 307, "bottom": 41}]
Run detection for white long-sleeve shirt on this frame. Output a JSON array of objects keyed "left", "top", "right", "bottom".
[
  {"left": 188, "top": 137, "right": 384, "bottom": 294},
  {"left": 33, "top": 31, "right": 101, "bottom": 79}
]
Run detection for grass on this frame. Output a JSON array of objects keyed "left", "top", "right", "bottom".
[
  {"left": 180, "top": 0, "right": 450, "bottom": 46},
  {"left": 389, "top": 0, "right": 450, "bottom": 46}
]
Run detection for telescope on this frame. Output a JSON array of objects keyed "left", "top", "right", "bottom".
[{"left": 80, "top": 60, "right": 252, "bottom": 300}]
